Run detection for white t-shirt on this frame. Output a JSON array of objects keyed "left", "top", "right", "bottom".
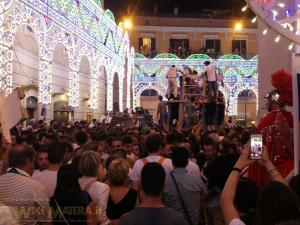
[
  {"left": 204, "top": 65, "right": 216, "bottom": 82},
  {"left": 129, "top": 156, "right": 173, "bottom": 181},
  {"left": 33, "top": 169, "right": 58, "bottom": 197},
  {"left": 183, "top": 68, "right": 190, "bottom": 75},
  {"left": 167, "top": 67, "right": 177, "bottom": 79},
  {"left": 186, "top": 160, "right": 201, "bottom": 178},
  {"left": 78, "top": 176, "right": 110, "bottom": 225},
  {"left": 229, "top": 218, "right": 246, "bottom": 225}
]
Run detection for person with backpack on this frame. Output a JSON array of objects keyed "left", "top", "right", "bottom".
[{"left": 130, "top": 134, "right": 173, "bottom": 190}]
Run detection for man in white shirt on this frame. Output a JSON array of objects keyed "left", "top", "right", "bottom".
[
  {"left": 33, "top": 142, "right": 66, "bottom": 197},
  {"left": 130, "top": 134, "right": 201, "bottom": 190},
  {"left": 130, "top": 134, "right": 173, "bottom": 190},
  {"left": 203, "top": 61, "right": 217, "bottom": 101},
  {"left": 166, "top": 65, "right": 179, "bottom": 99}
]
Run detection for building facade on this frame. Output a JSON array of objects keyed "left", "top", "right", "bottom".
[
  {"left": 0, "top": 0, "right": 134, "bottom": 123},
  {"left": 130, "top": 15, "right": 257, "bottom": 60}
]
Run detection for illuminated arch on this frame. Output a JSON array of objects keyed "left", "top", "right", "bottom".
[{"left": 134, "top": 83, "right": 166, "bottom": 108}]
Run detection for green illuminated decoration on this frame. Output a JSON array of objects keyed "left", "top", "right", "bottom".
[
  {"left": 219, "top": 55, "right": 244, "bottom": 60},
  {"left": 93, "top": 0, "right": 101, "bottom": 6},
  {"left": 134, "top": 53, "right": 147, "bottom": 59},
  {"left": 187, "top": 54, "right": 211, "bottom": 60},
  {"left": 154, "top": 53, "right": 179, "bottom": 59},
  {"left": 105, "top": 9, "right": 116, "bottom": 24}
]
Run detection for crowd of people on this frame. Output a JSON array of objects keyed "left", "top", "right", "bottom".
[{"left": 0, "top": 69, "right": 299, "bottom": 225}]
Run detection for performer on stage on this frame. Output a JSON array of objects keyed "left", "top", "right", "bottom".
[{"left": 248, "top": 69, "right": 294, "bottom": 187}]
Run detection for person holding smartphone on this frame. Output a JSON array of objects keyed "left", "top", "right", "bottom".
[{"left": 220, "top": 145, "right": 300, "bottom": 225}]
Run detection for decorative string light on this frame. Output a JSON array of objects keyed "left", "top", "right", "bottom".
[
  {"left": 275, "top": 35, "right": 281, "bottom": 42},
  {"left": 288, "top": 42, "right": 294, "bottom": 50},
  {"left": 242, "top": 5, "right": 248, "bottom": 12},
  {"left": 263, "top": 28, "right": 268, "bottom": 35},
  {"left": 251, "top": 17, "right": 257, "bottom": 23},
  {"left": 243, "top": 0, "right": 300, "bottom": 51}
]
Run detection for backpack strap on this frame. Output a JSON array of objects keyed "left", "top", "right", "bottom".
[
  {"left": 158, "top": 157, "right": 166, "bottom": 165},
  {"left": 170, "top": 171, "right": 193, "bottom": 225},
  {"left": 142, "top": 158, "right": 149, "bottom": 165},
  {"left": 142, "top": 157, "right": 165, "bottom": 165}
]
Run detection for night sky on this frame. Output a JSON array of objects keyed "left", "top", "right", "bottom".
[{"left": 105, "top": 0, "right": 245, "bottom": 19}]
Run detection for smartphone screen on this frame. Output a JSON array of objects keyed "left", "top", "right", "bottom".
[{"left": 250, "top": 134, "right": 263, "bottom": 160}]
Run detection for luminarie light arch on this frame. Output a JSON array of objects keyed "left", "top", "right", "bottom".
[{"left": 0, "top": 0, "right": 134, "bottom": 114}]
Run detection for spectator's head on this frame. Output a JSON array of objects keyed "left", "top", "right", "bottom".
[
  {"left": 79, "top": 151, "right": 100, "bottom": 177},
  {"left": 43, "top": 134, "right": 57, "bottom": 145},
  {"left": 171, "top": 147, "right": 189, "bottom": 168},
  {"left": 232, "top": 135, "right": 241, "bottom": 149},
  {"left": 204, "top": 154, "right": 239, "bottom": 191},
  {"left": 132, "top": 143, "right": 141, "bottom": 157},
  {"left": 111, "top": 137, "right": 123, "bottom": 151},
  {"left": 123, "top": 135, "right": 133, "bottom": 155},
  {"left": 171, "top": 65, "right": 175, "bottom": 68},
  {"left": 55, "top": 164, "right": 81, "bottom": 198},
  {"left": 107, "top": 159, "right": 129, "bottom": 186},
  {"left": 203, "top": 137, "right": 216, "bottom": 161},
  {"left": 146, "top": 134, "right": 163, "bottom": 154},
  {"left": 256, "top": 181, "right": 300, "bottom": 225},
  {"left": 159, "top": 95, "right": 163, "bottom": 101},
  {"left": 9, "top": 144, "right": 35, "bottom": 175},
  {"left": 38, "top": 131, "right": 47, "bottom": 143},
  {"left": 289, "top": 175, "right": 300, "bottom": 206},
  {"left": 56, "top": 130, "right": 64, "bottom": 137},
  {"left": 48, "top": 142, "right": 66, "bottom": 165},
  {"left": 75, "top": 131, "right": 88, "bottom": 146},
  {"left": 59, "top": 140, "right": 73, "bottom": 164},
  {"left": 234, "top": 177, "right": 258, "bottom": 215},
  {"left": 82, "top": 141, "right": 99, "bottom": 153},
  {"left": 25, "top": 133, "right": 37, "bottom": 146},
  {"left": 140, "top": 162, "right": 166, "bottom": 197},
  {"left": 204, "top": 61, "right": 210, "bottom": 66},
  {"left": 36, "top": 146, "right": 49, "bottom": 171}
]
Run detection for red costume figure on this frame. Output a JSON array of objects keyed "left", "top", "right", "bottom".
[{"left": 248, "top": 70, "right": 294, "bottom": 187}]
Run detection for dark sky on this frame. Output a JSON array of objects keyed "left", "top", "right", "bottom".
[{"left": 105, "top": 0, "right": 245, "bottom": 19}]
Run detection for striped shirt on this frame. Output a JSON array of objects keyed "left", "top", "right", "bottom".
[
  {"left": 0, "top": 160, "right": 3, "bottom": 174},
  {"left": 0, "top": 168, "right": 52, "bottom": 225}
]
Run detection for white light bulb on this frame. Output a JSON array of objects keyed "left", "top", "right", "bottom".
[
  {"left": 275, "top": 35, "right": 281, "bottom": 42},
  {"left": 278, "top": 3, "right": 285, "bottom": 8},
  {"left": 251, "top": 17, "right": 257, "bottom": 23},
  {"left": 271, "top": 10, "right": 278, "bottom": 20},
  {"left": 288, "top": 43, "right": 294, "bottom": 50},
  {"left": 263, "top": 29, "right": 268, "bottom": 35},
  {"left": 242, "top": 5, "right": 248, "bottom": 12}
]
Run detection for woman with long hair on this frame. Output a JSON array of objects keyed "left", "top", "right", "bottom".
[{"left": 50, "top": 164, "right": 96, "bottom": 225}]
